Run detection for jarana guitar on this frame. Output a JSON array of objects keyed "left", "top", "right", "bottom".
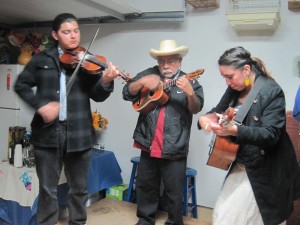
[
  {"left": 207, "top": 107, "right": 239, "bottom": 171},
  {"left": 132, "top": 69, "right": 205, "bottom": 114}
]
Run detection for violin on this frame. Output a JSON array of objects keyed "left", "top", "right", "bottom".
[
  {"left": 60, "top": 46, "right": 107, "bottom": 75},
  {"left": 60, "top": 46, "right": 131, "bottom": 82}
]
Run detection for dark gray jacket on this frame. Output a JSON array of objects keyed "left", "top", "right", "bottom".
[
  {"left": 210, "top": 75, "right": 300, "bottom": 225},
  {"left": 122, "top": 66, "right": 204, "bottom": 159},
  {"left": 14, "top": 47, "right": 114, "bottom": 152}
]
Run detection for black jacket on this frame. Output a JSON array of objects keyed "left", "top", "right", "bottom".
[
  {"left": 209, "top": 75, "right": 300, "bottom": 225},
  {"left": 14, "top": 47, "right": 114, "bottom": 152},
  {"left": 122, "top": 66, "right": 204, "bottom": 159}
]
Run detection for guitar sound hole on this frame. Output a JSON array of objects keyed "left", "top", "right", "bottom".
[{"left": 149, "top": 91, "right": 154, "bottom": 97}]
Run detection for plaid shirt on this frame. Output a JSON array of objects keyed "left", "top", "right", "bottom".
[{"left": 14, "top": 47, "right": 114, "bottom": 152}]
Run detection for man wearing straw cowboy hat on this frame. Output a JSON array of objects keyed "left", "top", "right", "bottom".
[{"left": 123, "top": 40, "right": 204, "bottom": 225}]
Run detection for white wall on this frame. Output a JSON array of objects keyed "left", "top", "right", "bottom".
[{"left": 24, "top": 1, "right": 300, "bottom": 208}]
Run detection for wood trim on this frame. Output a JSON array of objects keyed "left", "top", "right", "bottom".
[
  {"left": 288, "top": 0, "right": 300, "bottom": 10},
  {"left": 186, "top": 0, "right": 219, "bottom": 8}
]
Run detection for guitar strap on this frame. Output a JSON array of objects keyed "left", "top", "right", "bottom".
[{"left": 233, "top": 75, "right": 266, "bottom": 125}]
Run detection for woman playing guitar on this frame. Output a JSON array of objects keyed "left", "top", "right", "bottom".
[{"left": 198, "top": 46, "right": 300, "bottom": 225}]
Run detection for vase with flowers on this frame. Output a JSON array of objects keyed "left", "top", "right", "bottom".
[
  {"left": 17, "top": 42, "right": 34, "bottom": 65},
  {"left": 8, "top": 30, "right": 55, "bottom": 65},
  {"left": 17, "top": 31, "right": 42, "bottom": 65},
  {"left": 91, "top": 110, "right": 109, "bottom": 131}
]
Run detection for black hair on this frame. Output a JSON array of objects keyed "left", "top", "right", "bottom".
[
  {"left": 52, "top": 13, "right": 78, "bottom": 32},
  {"left": 218, "top": 46, "right": 273, "bottom": 79}
]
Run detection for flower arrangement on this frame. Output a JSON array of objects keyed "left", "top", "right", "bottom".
[
  {"left": 8, "top": 30, "right": 55, "bottom": 54},
  {"left": 92, "top": 111, "right": 109, "bottom": 130}
]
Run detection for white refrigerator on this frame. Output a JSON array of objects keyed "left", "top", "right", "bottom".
[{"left": 0, "top": 64, "right": 34, "bottom": 160}]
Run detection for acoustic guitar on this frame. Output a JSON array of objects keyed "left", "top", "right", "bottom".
[
  {"left": 207, "top": 107, "right": 239, "bottom": 170},
  {"left": 132, "top": 69, "right": 205, "bottom": 114}
]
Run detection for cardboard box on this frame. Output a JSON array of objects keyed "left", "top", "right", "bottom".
[{"left": 106, "top": 184, "right": 128, "bottom": 201}]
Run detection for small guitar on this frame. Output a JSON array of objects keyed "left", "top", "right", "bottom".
[
  {"left": 132, "top": 69, "right": 205, "bottom": 114},
  {"left": 207, "top": 107, "right": 239, "bottom": 171}
]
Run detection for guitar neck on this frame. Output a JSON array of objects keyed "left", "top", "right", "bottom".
[
  {"left": 162, "top": 69, "right": 203, "bottom": 91},
  {"left": 162, "top": 78, "right": 178, "bottom": 91}
]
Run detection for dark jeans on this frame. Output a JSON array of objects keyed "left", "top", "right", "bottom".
[
  {"left": 34, "top": 122, "right": 91, "bottom": 225},
  {"left": 136, "top": 151, "right": 186, "bottom": 225}
]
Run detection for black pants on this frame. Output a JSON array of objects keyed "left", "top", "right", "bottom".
[
  {"left": 136, "top": 151, "right": 186, "bottom": 225},
  {"left": 34, "top": 123, "right": 91, "bottom": 225}
]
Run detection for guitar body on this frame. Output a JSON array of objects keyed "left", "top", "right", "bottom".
[
  {"left": 207, "top": 135, "right": 239, "bottom": 170},
  {"left": 132, "top": 68, "right": 205, "bottom": 114},
  {"left": 132, "top": 82, "right": 169, "bottom": 114},
  {"left": 206, "top": 107, "right": 239, "bottom": 170}
]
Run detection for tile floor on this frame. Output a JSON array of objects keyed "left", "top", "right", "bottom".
[
  {"left": 57, "top": 198, "right": 213, "bottom": 225},
  {"left": 197, "top": 206, "right": 213, "bottom": 224}
]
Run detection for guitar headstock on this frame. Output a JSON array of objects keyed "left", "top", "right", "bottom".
[{"left": 185, "top": 68, "right": 205, "bottom": 80}]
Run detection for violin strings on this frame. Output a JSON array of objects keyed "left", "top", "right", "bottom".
[{"left": 66, "top": 28, "right": 100, "bottom": 95}]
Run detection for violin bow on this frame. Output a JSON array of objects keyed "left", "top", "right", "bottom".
[{"left": 66, "top": 27, "right": 100, "bottom": 96}]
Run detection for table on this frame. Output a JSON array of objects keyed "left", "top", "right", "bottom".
[
  {"left": 58, "top": 149, "right": 124, "bottom": 205},
  {"left": 0, "top": 161, "right": 38, "bottom": 225},
  {"left": 88, "top": 149, "right": 123, "bottom": 193},
  {"left": 0, "top": 149, "right": 123, "bottom": 225}
]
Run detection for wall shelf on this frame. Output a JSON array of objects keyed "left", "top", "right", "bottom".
[
  {"left": 226, "top": 0, "right": 281, "bottom": 31},
  {"left": 186, "top": 0, "right": 219, "bottom": 8},
  {"left": 227, "top": 11, "right": 280, "bottom": 31}
]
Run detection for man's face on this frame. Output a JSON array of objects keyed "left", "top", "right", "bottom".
[
  {"left": 52, "top": 20, "right": 80, "bottom": 51},
  {"left": 157, "top": 54, "right": 182, "bottom": 78}
]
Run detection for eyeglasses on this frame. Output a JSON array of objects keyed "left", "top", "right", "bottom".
[{"left": 157, "top": 59, "right": 179, "bottom": 66}]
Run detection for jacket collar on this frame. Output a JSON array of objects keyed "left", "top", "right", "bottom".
[{"left": 43, "top": 46, "right": 61, "bottom": 71}]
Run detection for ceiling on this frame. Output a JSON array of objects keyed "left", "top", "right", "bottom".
[{"left": 0, "top": 0, "right": 186, "bottom": 28}]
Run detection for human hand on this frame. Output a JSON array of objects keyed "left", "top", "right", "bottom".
[
  {"left": 210, "top": 123, "right": 237, "bottom": 137},
  {"left": 37, "top": 101, "right": 60, "bottom": 123},
  {"left": 198, "top": 113, "right": 219, "bottom": 132},
  {"left": 102, "top": 62, "right": 120, "bottom": 85},
  {"left": 140, "top": 74, "right": 161, "bottom": 91},
  {"left": 176, "top": 76, "right": 194, "bottom": 96}
]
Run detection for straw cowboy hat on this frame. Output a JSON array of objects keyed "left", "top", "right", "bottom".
[{"left": 149, "top": 40, "right": 189, "bottom": 60}]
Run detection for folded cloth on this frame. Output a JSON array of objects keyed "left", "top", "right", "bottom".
[{"left": 293, "top": 85, "right": 300, "bottom": 122}]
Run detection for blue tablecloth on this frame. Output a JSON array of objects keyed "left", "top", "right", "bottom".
[
  {"left": 89, "top": 149, "right": 123, "bottom": 193},
  {"left": 58, "top": 149, "right": 123, "bottom": 205},
  {"left": 0, "top": 149, "right": 123, "bottom": 225},
  {"left": 0, "top": 198, "right": 38, "bottom": 225}
]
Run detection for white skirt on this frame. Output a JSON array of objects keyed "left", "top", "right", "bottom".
[{"left": 212, "top": 163, "right": 286, "bottom": 225}]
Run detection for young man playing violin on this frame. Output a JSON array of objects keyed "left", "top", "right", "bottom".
[
  {"left": 15, "top": 13, "right": 120, "bottom": 225},
  {"left": 122, "top": 40, "right": 204, "bottom": 225}
]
